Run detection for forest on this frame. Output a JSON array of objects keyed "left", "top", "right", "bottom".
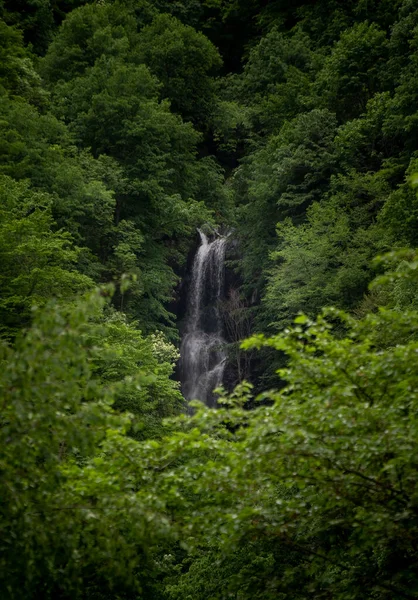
[{"left": 2, "top": 0, "right": 418, "bottom": 598}]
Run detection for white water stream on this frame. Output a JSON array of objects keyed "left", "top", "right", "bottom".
[{"left": 180, "top": 230, "right": 227, "bottom": 407}]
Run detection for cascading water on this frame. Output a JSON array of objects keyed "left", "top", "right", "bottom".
[{"left": 180, "top": 230, "right": 227, "bottom": 407}]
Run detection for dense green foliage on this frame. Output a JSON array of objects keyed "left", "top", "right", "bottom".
[{"left": 3, "top": 0, "right": 418, "bottom": 598}]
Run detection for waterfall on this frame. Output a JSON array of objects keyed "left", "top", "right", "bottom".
[{"left": 180, "top": 230, "right": 227, "bottom": 407}]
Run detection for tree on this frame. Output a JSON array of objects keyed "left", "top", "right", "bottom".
[
  {"left": 0, "top": 94, "right": 118, "bottom": 281},
  {"left": 90, "top": 313, "right": 183, "bottom": 440},
  {"left": 0, "top": 286, "right": 184, "bottom": 598},
  {"left": 44, "top": 47, "right": 214, "bottom": 332},
  {"left": 0, "top": 175, "right": 92, "bottom": 336},
  {"left": 264, "top": 197, "right": 384, "bottom": 329},
  {"left": 230, "top": 27, "right": 314, "bottom": 135},
  {"left": 136, "top": 13, "right": 222, "bottom": 129},
  {"left": 39, "top": 1, "right": 140, "bottom": 80},
  {"left": 1, "top": 0, "right": 92, "bottom": 55},
  {"left": 0, "top": 19, "right": 46, "bottom": 105},
  {"left": 234, "top": 109, "right": 337, "bottom": 302},
  {"left": 381, "top": 158, "right": 418, "bottom": 246},
  {"left": 145, "top": 255, "right": 418, "bottom": 600},
  {"left": 314, "top": 22, "right": 388, "bottom": 121}
]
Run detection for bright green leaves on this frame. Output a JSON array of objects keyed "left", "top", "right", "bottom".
[
  {"left": 264, "top": 169, "right": 394, "bottom": 329},
  {"left": 0, "top": 176, "right": 92, "bottom": 337},
  {"left": 5, "top": 271, "right": 418, "bottom": 598},
  {"left": 0, "top": 290, "right": 126, "bottom": 597},
  {"left": 0, "top": 287, "right": 185, "bottom": 598},
  {"left": 265, "top": 200, "right": 351, "bottom": 325},
  {"left": 0, "top": 94, "right": 117, "bottom": 252},
  {"left": 88, "top": 312, "right": 183, "bottom": 440},
  {"left": 155, "top": 268, "right": 418, "bottom": 598}
]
